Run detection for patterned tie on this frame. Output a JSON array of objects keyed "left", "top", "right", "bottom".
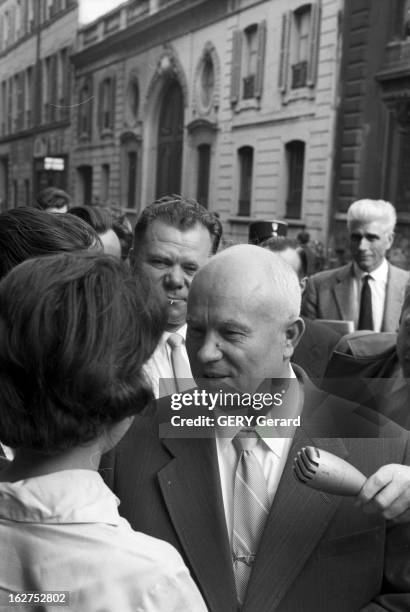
[
  {"left": 232, "top": 429, "right": 270, "bottom": 605},
  {"left": 167, "top": 333, "right": 194, "bottom": 392},
  {"left": 358, "top": 274, "right": 374, "bottom": 330}
]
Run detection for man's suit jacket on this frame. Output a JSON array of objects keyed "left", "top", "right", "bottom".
[
  {"left": 101, "top": 369, "right": 410, "bottom": 612},
  {"left": 302, "top": 262, "right": 410, "bottom": 332},
  {"left": 322, "top": 331, "right": 410, "bottom": 428},
  {"left": 292, "top": 316, "right": 341, "bottom": 381}
]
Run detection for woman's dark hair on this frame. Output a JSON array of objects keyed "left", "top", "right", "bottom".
[
  {"left": 112, "top": 215, "right": 133, "bottom": 261},
  {"left": 34, "top": 187, "right": 71, "bottom": 211},
  {"left": 0, "top": 253, "right": 167, "bottom": 453},
  {"left": 0, "top": 208, "right": 100, "bottom": 279},
  {"left": 68, "top": 205, "right": 114, "bottom": 235}
]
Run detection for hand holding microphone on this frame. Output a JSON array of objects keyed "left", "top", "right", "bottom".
[
  {"left": 293, "top": 446, "right": 366, "bottom": 496},
  {"left": 293, "top": 446, "right": 410, "bottom": 522}
]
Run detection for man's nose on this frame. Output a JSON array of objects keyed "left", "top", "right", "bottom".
[
  {"left": 197, "top": 334, "right": 222, "bottom": 363},
  {"left": 358, "top": 236, "right": 370, "bottom": 250},
  {"left": 164, "top": 266, "right": 184, "bottom": 289}
]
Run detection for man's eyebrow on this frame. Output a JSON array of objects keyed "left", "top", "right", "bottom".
[
  {"left": 350, "top": 232, "right": 380, "bottom": 239},
  {"left": 221, "top": 319, "right": 251, "bottom": 332}
]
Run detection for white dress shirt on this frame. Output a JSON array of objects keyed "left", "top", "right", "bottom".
[
  {"left": 215, "top": 367, "right": 301, "bottom": 543},
  {"left": 353, "top": 259, "right": 388, "bottom": 332},
  {"left": 144, "top": 324, "right": 193, "bottom": 398},
  {"left": 0, "top": 443, "right": 14, "bottom": 460},
  {"left": 0, "top": 470, "right": 207, "bottom": 612}
]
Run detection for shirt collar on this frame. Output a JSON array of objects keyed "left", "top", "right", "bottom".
[
  {"left": 0, "top": 470, "right": 122, "bottom": 525},
  {"left": 216, "top": 365, "right": 298, "bottom": 458},
  {"left": 353, "top": 258, "right": 388, "bottom": 282},
  {"left": 162, "top": 323, "right": 187, "bottom": 345}
]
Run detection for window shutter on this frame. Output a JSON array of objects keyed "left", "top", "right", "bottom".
[
  {"left": 254, "top": 19, "right": 266, "bottom": 99},
  {"left": 98, "top": 80, "right": 104, "bottom": 132},
  {"left": 109, "top": 75, "right": 116, "bottom": 130},
  {"left": 0, "top": 16, "right": 3, "bottom": 50},
  {"left": 10, "top": 5, "right": 15, "bottom": 44},
  {"left": 36, "top": 60, "right": 42, "bottom": 125},
  {"left": 51, "top": 54, "right": 57, "bottom": 120},
  {"left": 18, "top": 71, "right": 25, "bottom": 129},
  {"left": 8, "top": 78, "right": 13, "bottom": 132},
  {"left": 87, "top": 77, "right": 93, "bottom": 136},
  {"left": 230, "top": 28, "right": 242, "bottom": 104},
  {"left": 307, "top": 2, "right": 321, "bottom": 87},
  {"left": 22, "top": 0, "right": 28, "bottom": 35},
  {"left": 278, "top": 11, "right": 291, "bottom": 92}
]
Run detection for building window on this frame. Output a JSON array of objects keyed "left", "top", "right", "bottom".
[
  {"left": 231, "top": 20, "right": 266, "bottom": 104},
  {"left": 24, "top": 179, "right": 30, "bottom": 205},
  {"left": 127, "top": 152, "right": 137, "bottom": 209},
  {"left": 285, "top": 140, "right": 305, "bottom": 219},
  {"left": 125, "top": 77, "right": 139, "bottom": 126},
  {"left": 98, "top": 77, "right": 116, "bottom": 133},
  {"left": 27, "top": 0, "right": 35, "bottom": 32},
  {"left": 242, "top": 25, "right": 258, "bottom": 99},
  {"left": 78, "top": 79, "right": 93, "bottom": 138},
  {"left": 77, "top": 165, "right": 93, "bottom": 205},
  {"left": 7, "top": 78, "right": 12, "bottom": 132},
  {"left": 16, "top": 71, "right": 25, "bottom": 131},
  {"left": 238, "top": 146, "right": 253, "bottom": 216},
  {"left": 200, "top": 54, "right": 215, "bottom": 110},
  {"left": 279, "top": 3, "right": 321, "bottom": 93},
  {"left": 291, "top": 6, "right": 311, "bottom": 88},
  {"left": 13, "top": 180, "right": 18, "bottom": 208},
  {"left": 197, "top": 144, "right": 211, "bottom": 208},
  {"left": 15, "top": 0, "right": 22, "bottom": 39},
  {"left": 101, "top": 163, "right": 110, "bottom": 202},
  {"left": 57, "top": 48, "right": 69, "bottom": 121},
  {"left": 26, "top": 67, "right": 33, "bottom": 128},
  {"left": 1, "top": 81, "right": 7, "bottom": 135}
]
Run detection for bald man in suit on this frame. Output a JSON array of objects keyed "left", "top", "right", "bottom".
[{"left": 102, "top": 246, "right": 410, "bottom": 612}]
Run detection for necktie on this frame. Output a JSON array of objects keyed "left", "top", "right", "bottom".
[
  {"left": 167, "top": 333, "right": 194, "bottom": 392},
  {"left": 232, "top": 430, "right": 270, "bottom": 605},
  {"left": 358, "top": 274, "right": 374, "bottom": 330}
]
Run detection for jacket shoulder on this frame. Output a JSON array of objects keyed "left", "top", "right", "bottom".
[
  {"left": 308, "top": 264, "right": 351, "bottom": 287},
  {"left": 388, "top": 263, "right": 410, "bottom": 282}
]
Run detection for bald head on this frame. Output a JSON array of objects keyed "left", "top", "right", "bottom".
[
  {"left": 186, "top": 245, "right": 304, "bottom": 390},
  {"left": 191, "top": 244, "right": 302, "bottom": 323}
]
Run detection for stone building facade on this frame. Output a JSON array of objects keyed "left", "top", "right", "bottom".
[
  {"left": 0, "top": 0, "right": 77, "bottom": 210},
  {"left": 71, "top": 0, "right": 342, "bottom": 244},
  {"left": 3, "top": 0, "right": 407, "bottom": 257}
]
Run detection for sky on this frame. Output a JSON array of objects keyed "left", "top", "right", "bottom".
[{"left": 79, "top": 0, "right": 125, "bottom": 25}]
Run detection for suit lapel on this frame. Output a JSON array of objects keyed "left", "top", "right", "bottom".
[
  {"left": 333, "top": 264, "right": 356, "bottom": 322},
  {"left": 243, "top": 426, "right": 347, "bottom": 612},
  {"left": 382, "top": 264, "right": 404, "bottom": 332},
  {"left": 158, "top": 436, "right": 237, "bottom": 612},
  {"left": 244, "top": 376, "right": 349, "bottom": 612}
]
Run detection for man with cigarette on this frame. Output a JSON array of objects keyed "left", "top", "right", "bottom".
[{"left": 130, "top": 195, "right": 222, "bottom": 397}]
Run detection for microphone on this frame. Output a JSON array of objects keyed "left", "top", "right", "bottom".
[{"left": 293, "top": 446, "right": 366, "bottom": 496}]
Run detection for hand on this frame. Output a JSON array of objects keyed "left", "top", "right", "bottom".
[{"left": 356, "top": 464, "right": 410, "bottom": 523}]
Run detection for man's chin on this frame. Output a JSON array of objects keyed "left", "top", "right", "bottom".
[{"left": 166, "top": 305, "right": 187, "bottom": 329}]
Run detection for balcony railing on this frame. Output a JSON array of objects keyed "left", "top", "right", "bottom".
[
  {"left": 383, "top": 39, "right": 410, "bottom": 70},
  {"left": 291, "top": 61, "right": 308, "bottom": 89},
  {"left": 78, "top": 0, "right": 185, "bottom": 50},
  {"left": 242, "top": 75, "right": 255, "bottom": 100},
  {"left": 127, "top": 0, "right": 150, "bottom": 24}
]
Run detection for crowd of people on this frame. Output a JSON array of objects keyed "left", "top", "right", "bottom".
[{"left": 0, "top": 189, "right": 409, "bottom": 611}]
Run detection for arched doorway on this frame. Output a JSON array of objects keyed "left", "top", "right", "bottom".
[{"left": 156, "top": 80, "right": 184, "bottom": 198}]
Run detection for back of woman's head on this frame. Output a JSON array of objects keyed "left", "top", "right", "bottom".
[
  {"left": 0, "top": 252, "right": 167, "bottom": 453},
  {"left": 34, "top": 187, "right": 71, "bottom": 211},
  {"left": 68, "top": 205, "right": 113, "bottom": 234},
  {"left": 0, "top": 208, "right": 99, "bottom": 279}
]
